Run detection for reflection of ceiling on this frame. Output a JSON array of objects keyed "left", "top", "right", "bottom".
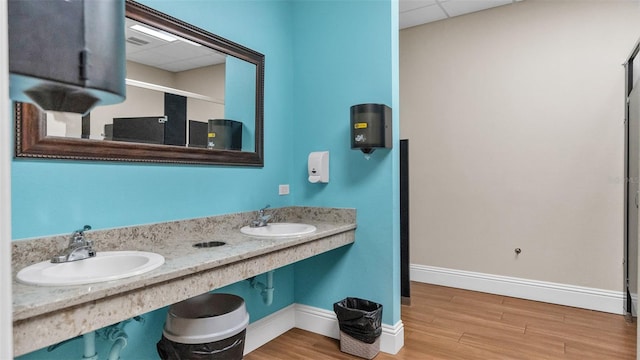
[
  {"left": 399, "top": 0, "right": 521, "bottom": 29},
  {"left": 125, "top": 18, "right": 227, "bottom": 73}
]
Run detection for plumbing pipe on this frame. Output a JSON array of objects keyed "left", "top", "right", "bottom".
[
  {"left": 248, "top": 277, "right": 263, "bottom": 292},
  {"left": 106, "top": 328, "right": 128, "bottom": 360},
  {"left": 51, "top": 317, "right": 139, "bottom": 359},
  {"left": 264, "top": 270, "right": 274, "bottom": 306},
  {"left": 248, "top": 271, "right": 275, "bottom": 306},
  {"left": 107, "top": 336, "right": 127, "bottom": 360},
  {"left": 82, "top": 332, "right": 98, "bottom": 360}
]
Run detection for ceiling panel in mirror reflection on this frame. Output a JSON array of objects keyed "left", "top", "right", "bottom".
[
  {"left": 45, "top": 17, "right": 256, "bottom": 152},
  {"left": 16, "top": 0, "right": 264, "bottom": 166}
]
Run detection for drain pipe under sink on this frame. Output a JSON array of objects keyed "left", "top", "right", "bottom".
[
  {"left": 248, "top": 270, "right": 275, "bottom": 306},
  {"left": 105, "top": 327, "right": 128, "bottom": 360},
  {"left": 82, "top": 332, "right": 98, "bottom": 360},
  {"left": 81, "top": 328, "right": 128, "bottom": 360},
  {"left": 48, "top": 319, "right": 135, "bottom": 359}
]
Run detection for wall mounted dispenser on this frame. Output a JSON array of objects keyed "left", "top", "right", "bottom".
[
  {"left": 350, "top": 103, "right": 392, "bottom": 154},
  {"left": 8, "top": 0, "right": 126, "bottom": 114},
  {"left": 308, "top": 151, "right": 329, "bottom": 183}
]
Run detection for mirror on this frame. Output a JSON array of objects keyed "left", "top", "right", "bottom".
[{"left": 14, "top": 0, "right": 264, "bottom": 166}]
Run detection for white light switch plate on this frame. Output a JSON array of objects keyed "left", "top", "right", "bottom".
[{"left": 279, "top": 184, "right": 290, "bottom": 195}]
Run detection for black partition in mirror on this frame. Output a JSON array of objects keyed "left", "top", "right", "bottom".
[{"left": 14, "top": 0, "right": 264, "bottom": 166}]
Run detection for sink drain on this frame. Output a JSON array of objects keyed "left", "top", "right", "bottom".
[{"left": 193, "top": 241, "right": 226, "bottom": 248}]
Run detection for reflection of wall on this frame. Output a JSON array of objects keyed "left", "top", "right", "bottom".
[
  {"left": 175, "top": 63, "right": 225, "bottom": 100},
  {"left": 186, "top": 98, "right": 223, "bottom": 125},
  {"left": 225, "top": 57, "right": 255, "bottom": 151},
  {"left": 178, "top": 64, "right": 225, "bottom": 129},
  {"left": 90, "top": 84, "right": 163, "bottom": 138},
  {"left": 45, "top": 112, "right": 82, "bottom": 138},
  {"left": 127, "top": 60, "right": 174, "bottom": 87},
  {"left": 88, "top": 61, "right": 225, "bottom": 140}
]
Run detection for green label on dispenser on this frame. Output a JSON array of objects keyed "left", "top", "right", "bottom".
[{"left": 354, "top": 122, "right": 368, "bottom": 129}]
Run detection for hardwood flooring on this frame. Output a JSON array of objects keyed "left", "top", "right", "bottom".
[{"left": 244, "top": 282, "right": 636, "bottom": 359}]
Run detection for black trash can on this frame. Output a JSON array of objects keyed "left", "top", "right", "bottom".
[
  {"left": 333, "top": 297, "right": 383, "bottom": 359},
  {"left": 157, "top": 293, "right": 250, "bottom": 360}
]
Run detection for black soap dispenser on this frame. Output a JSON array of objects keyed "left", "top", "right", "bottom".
[{"left": 350, "top": 103, "right": 392, "bottom": 154}]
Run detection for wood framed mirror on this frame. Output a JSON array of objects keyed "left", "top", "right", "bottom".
[{"left": 14, "top": 0, "right": 264, "bottom": 166}]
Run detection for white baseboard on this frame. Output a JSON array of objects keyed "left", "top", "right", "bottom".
[
  {"left": 244, "top": 303, "right": 404, "bottom": 355},
  {"left": 295, "top": 304, "right": 340, "bottom": 339},
  {"left": 380, "top": 320, "right": 405, "bottom": 354},
  {"left": 244, "top": 304, "right": 296, "bottom": 355},
  {"left": 410, "top": 264, "right": 625, "bottom": 315}
]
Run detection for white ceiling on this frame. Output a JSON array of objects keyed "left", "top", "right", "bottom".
[
  {"left": 399, "top": 0, "right": 522, "bottom": 29},
  {"left": 127, "top": 2, "right": 522, "bottom": 72}
]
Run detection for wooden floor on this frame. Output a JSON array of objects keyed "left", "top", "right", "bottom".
[{"left": 245, "top": 282, "right": 636, "bottom": 359}]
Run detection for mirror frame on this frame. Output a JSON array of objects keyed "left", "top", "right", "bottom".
[{"left": 14, "top": 0, "right": 264, "bottom": 166}]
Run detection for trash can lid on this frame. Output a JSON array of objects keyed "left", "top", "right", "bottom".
[{"left": 163, "top": 293, "right": 250, "bottom": 344}]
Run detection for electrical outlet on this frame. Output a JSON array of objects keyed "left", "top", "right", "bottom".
[{"left": 279, "top": 184, "right": 290, "bottom": 195}]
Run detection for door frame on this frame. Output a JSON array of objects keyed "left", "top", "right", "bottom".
[{"left": 624, "top": 39, "right": 640, "bottom": 318}]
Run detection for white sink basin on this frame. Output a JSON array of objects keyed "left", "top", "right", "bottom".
[
  {"left": 240, "top": 223, "right": 317, "bottom": 237},
  {"left": 16, "top": 251, "right": 165, "bottom": 286}
]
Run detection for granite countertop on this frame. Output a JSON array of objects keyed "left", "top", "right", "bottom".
[{"left": 11, "top": 206, "right": 356, "bottom": 356}]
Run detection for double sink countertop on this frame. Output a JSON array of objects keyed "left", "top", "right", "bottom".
[{"left": 11, "top": 206, "right": 356, "bottom": 357}]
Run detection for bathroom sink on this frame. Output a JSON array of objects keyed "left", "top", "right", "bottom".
[
  {"left": 240, "top": 223, "right": 317, "bottom": 237},
  {"left": 16, "top": 251, "right": 165, "bottom": 286}
]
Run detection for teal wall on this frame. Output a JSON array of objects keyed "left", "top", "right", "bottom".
[
  {"left": 14, "top": 0, "right": 398, "bottom": 358},
  {"left": 290, "top": 0, "right": 400, "bottom": 326}
]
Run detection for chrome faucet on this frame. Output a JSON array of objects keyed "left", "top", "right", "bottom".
[
  {"left": 250, "top": 205, "right": 272, "bottom": 228},
  {"left": 51, "top": 225, "right": 96, "bottom": 263}
]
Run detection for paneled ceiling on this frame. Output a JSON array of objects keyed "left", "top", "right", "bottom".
[
  {"left": 400, "top": 0, "right": 522, "bottom": 29},
  {"left": 125, "top": 18, "right": 226, "bottom": 73}
]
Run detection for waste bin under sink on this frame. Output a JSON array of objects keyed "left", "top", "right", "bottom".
[{"left": 157, "top": 293, "right": 249, "bottom": 360}]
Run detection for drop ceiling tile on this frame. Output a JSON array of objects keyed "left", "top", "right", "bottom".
[
  {"left": 399, "top": 0, "right": 437, "bottom": 13},
  {"left": 127, "top": 51, "right": 168, "bottom": 69},
  {"left": 126, "top": 52, "right": 154, "bottom": 66},
  {"left": 439, "top": 0, "right": 512, "bottom": 18},
  {"left": 164, "top": 57, "right": 218, "bottom": 73},
  {"left": 159, "top": 62, "right": 193, "bottom": 73},
  {"left": 165, "top": 42, "right": 208, "bottom": 59},
  {"left": 400, "top": 3, "right": 448, "bottom": 29}
]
